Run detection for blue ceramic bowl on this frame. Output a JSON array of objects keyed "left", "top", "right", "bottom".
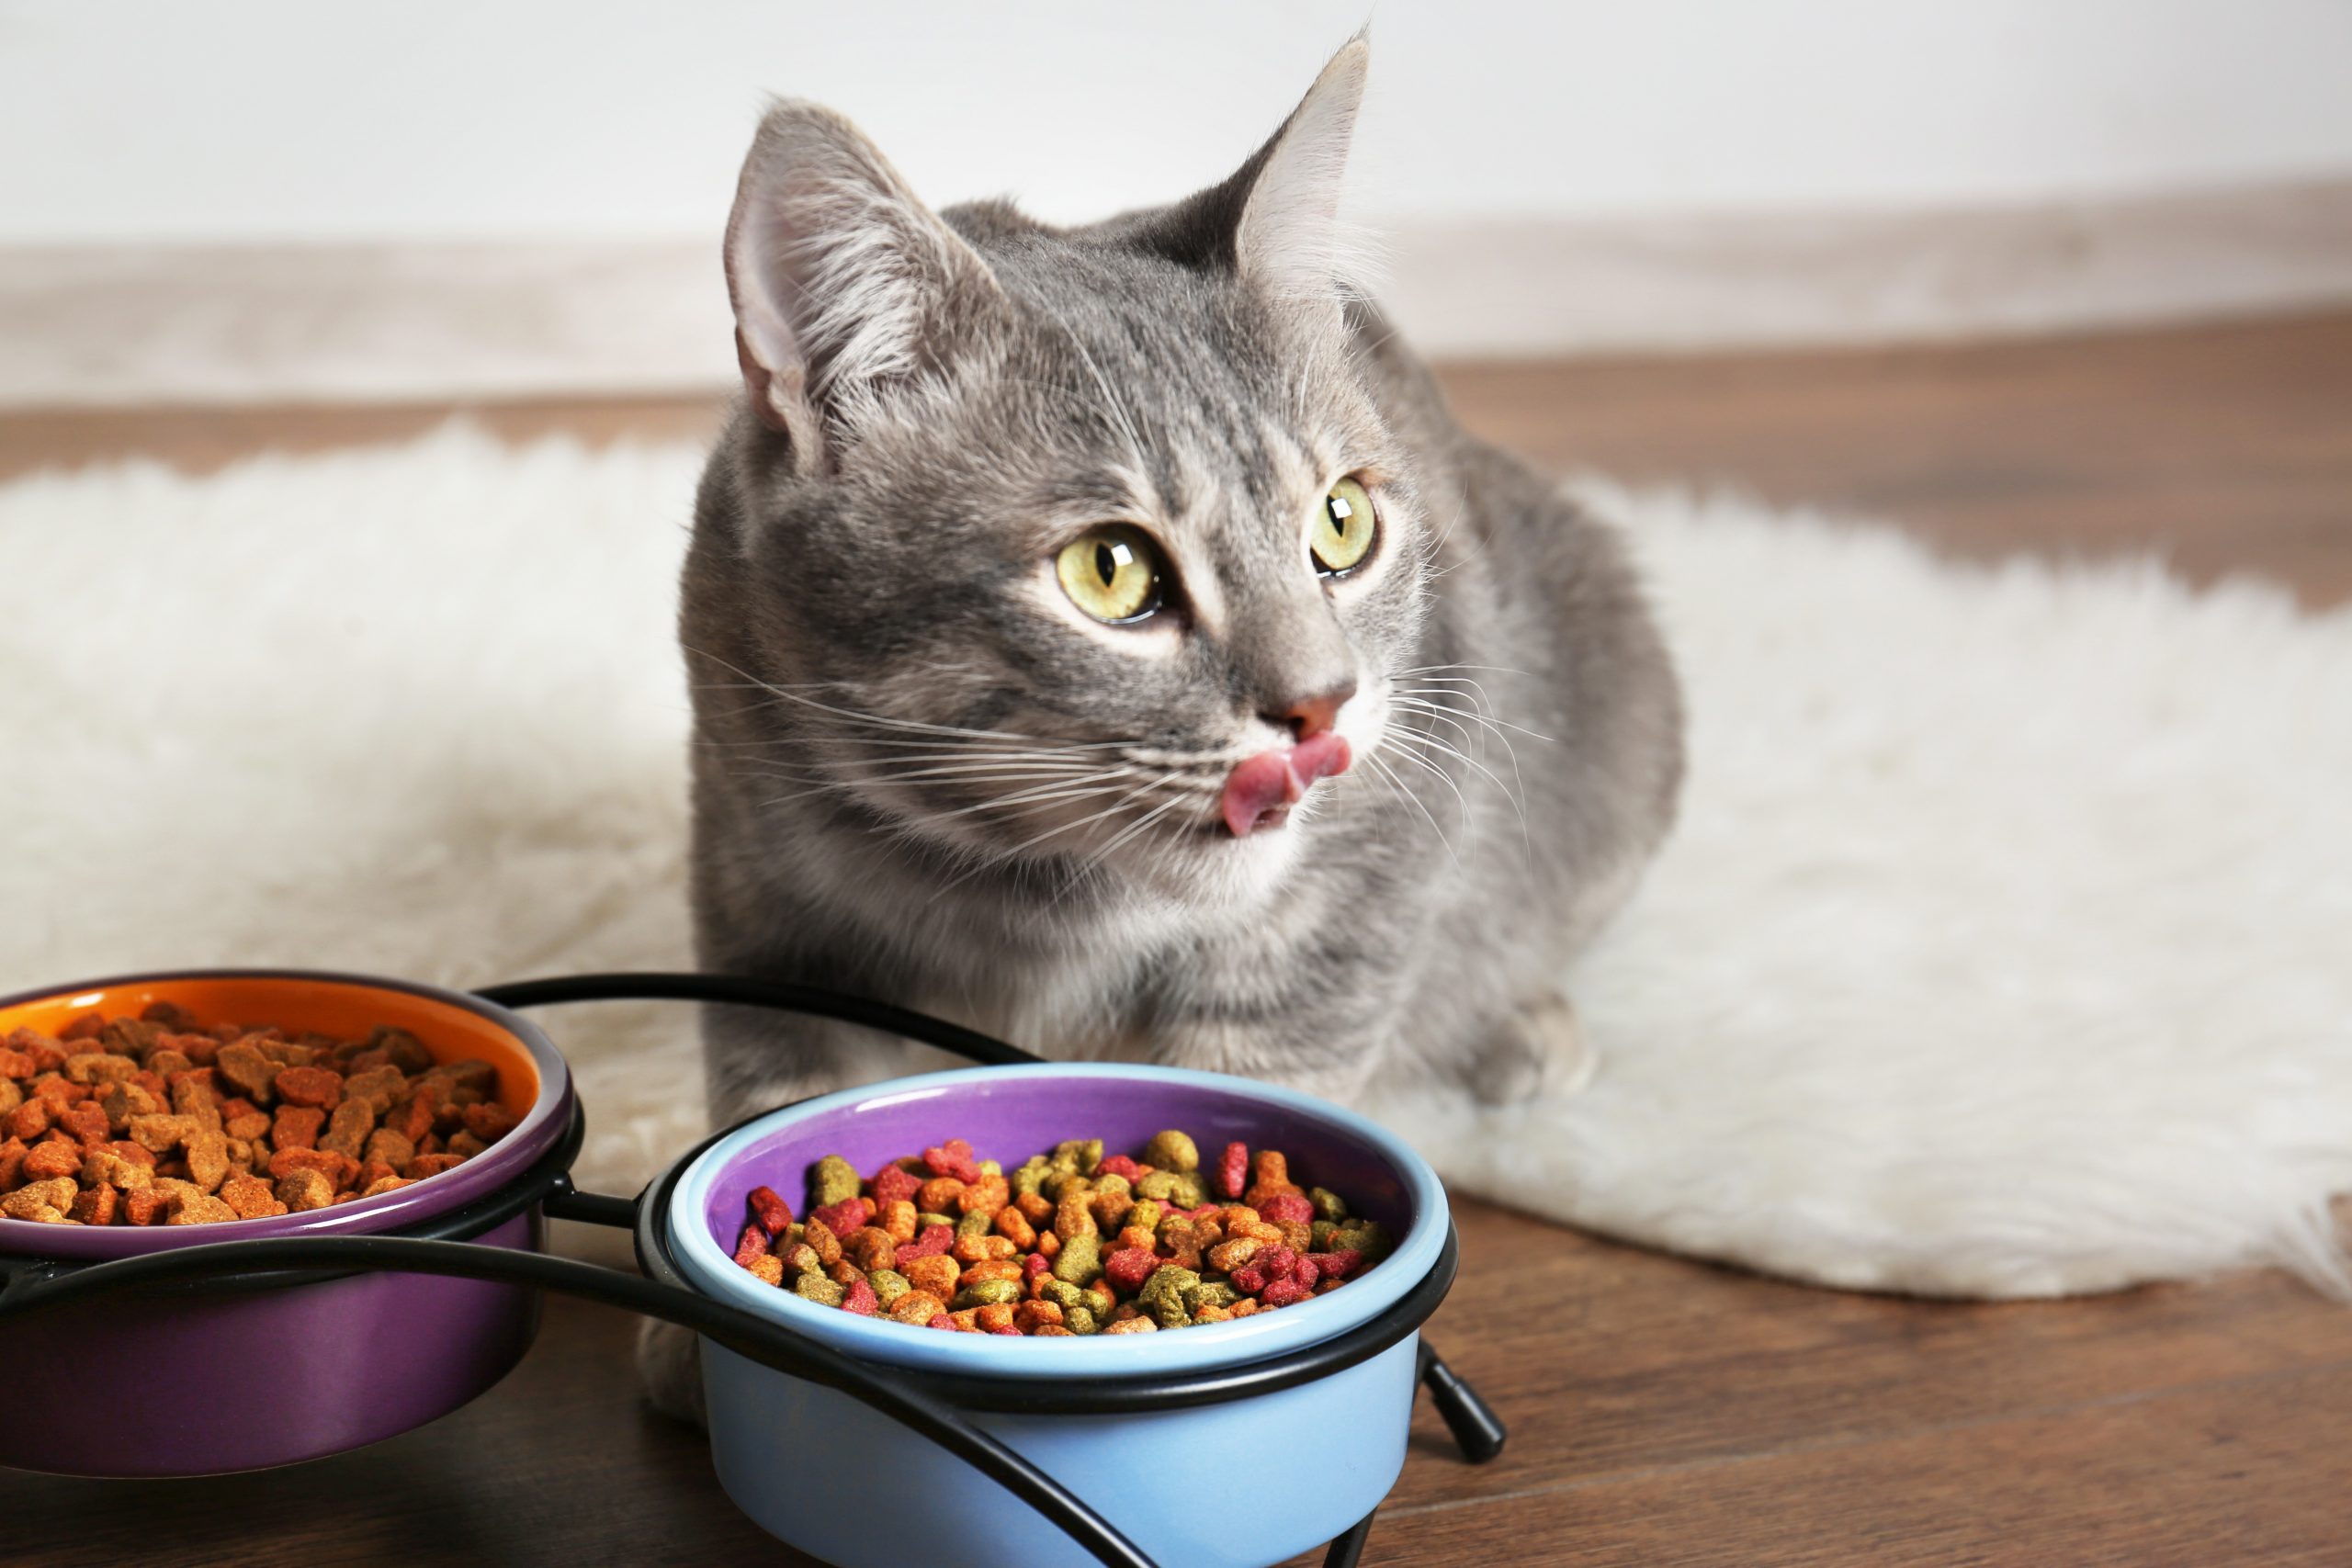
[{"left": 665, "top": 1063, "right": 1449, "bottom": 1568}]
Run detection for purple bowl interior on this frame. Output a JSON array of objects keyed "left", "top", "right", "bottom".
[{"left": 701, "top": 1072, "right": 1417, "bottom": 1254}]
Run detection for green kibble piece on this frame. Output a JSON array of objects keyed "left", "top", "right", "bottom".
[
  {"left": 1080, "top": 1285, "right": 1114, "bottom": 1320},
  {"left": 811, "top": 1155, "right": 860, "bottom": 1208},
  {"left": 1334, "top": 1219, "right": 1392, "bottom": 1261},
  {"left": 1140, "top": 1129, "right": 1199, "bottom": 1173},
  {"left": 793, "top": 1270, "right": 846, "bottom": 1308},
  {"left": 1040, "top": 1278, "right": 1084, "bottom": 1312},
  {"left": 953, "top": 1279, "right": 1022, "bottom": 1310},
  {"left": 1137, "top": 1265, "right": 1201, "bottom": 1328},
  {"left": 956, "top": 1208, "right": 994, "bottom": 1240},
  {"left": 1011, "top": 1156, "right": 1050, "bottom": 1197},
  {"left": 1064, "top": 1305, "right": 1099, "bottom": 1336},
  {"left": 1182, "top": 1280, "right": 1238, "bottom": 1314},
  {"left": 1309, "top": 1186, "right": 1348, "bottom": 1224},
  {"left": 1133, "top": 1169, "right": 1208, "bottom": 1210},
  {"left": 1048, "top": 1138, "right": 1102, "bottom": 1179},
  {"left": 916, "top": 1211, "right": 956, "bottom": 1231},
  {"left": 978, "top": 1158, "right": 1001, "bottom": 1177},
  {"left": 1309, "top": 1219, "right": 1341, "bottom": 1251},
  {"left": 1091, "top": 1171, "right": 1131, "bottom": 1202},
  {"left": 1052, "top": 1231, "right": 1102, "bottom": 1286},
  {"left": 1125, "top": 1199, "right": 1163, "bottom": 1235},
  {"left": 869, "top": 1269, "right": 910, "bottom": 1309}
]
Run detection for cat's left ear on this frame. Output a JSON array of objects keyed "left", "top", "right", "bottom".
[{"left": 1230, "top": 37, "right": 1372, "bottom": 300}]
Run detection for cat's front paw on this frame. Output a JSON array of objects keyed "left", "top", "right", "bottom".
[
  {"left": 637, "top": 1315, "right": 707, "bottom": 1427},
  {"left": 1464, "top": 993, "right": 1595, "bottom": 1105}
]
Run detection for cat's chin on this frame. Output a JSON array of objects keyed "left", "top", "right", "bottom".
[{"left": 1106, "top": 813, "right": 1308, "bottom": 908}]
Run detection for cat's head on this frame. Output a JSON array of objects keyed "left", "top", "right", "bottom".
[{"left": 702, "top": 41, "right": 1431, "bottom": 902}]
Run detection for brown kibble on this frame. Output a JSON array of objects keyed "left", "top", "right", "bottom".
[
  {"left": 22, "top": 1140, "right": 84, "bottom": 1183},
  {"left": 358, "top": 1175, "right": 415, "bottom": 1199},
  {"left": 212, "top": 1040, "right": 279, "bottom": 1105},
  {"left": 268, "top": 1145, "right": 359, "bottom": 1188},
  {"left": 65, "top": 1051, "right": 139, "bottom": 1087},
  {"left": 271, "top": 1066, "right": 344, "bottom": 1111},
  {"left": 122, "top": 1189, "right": 170, "bottom": 1225},
  {"left": 445, "top": 1130, "right": 488, "bottom": 1159},
  {"left": 363, "top": 1127, "right": 416, "bottom": 1170},
  {"left": 185, "top": 1129, "right": 231, "bottom": 1193},
  {"left": 166, "top": 1191, "right": 239, "bottom": 1224},
  {"left": 127, "top": 1112, "right": 196, "bottom": 1155},
  {"left": 460, "top": 1100, "right": 518, "bottom": 1144},
  {"left": 218, "top": 1172, "right": 281, "bottom": 1219},
  {"left": 339, "top": 1065, "right": 406, "bottom": 1115},
  {"left": 4, "top": 1177, "right": 80, "bottom": 1220},
  {"left": 68, "top": 1183, "right": 119, "bottom": 1225},
  {"left": 748, "top": 1254, "right": 786, "bottom": 1287},
  {"left": 169, "top": 1070, "right": 223, "bottom": 1131},
  {"left": 403, "top": 1153, "right": 465, "bottom": 1179},
  {"left": 100, "top": 1079, "right": 161, "bottom": 1134},
  {"left": 319, "top": 1098, "right": 377, "bottom": 1159},
  {"left": 6, "top": 1098, "right": 51, "bottom": 1142},
  {"left": 272, "top": 1103, "right": 325, "bottom": 1150},
  {"left": 58, "top": 1100, "right": 112, "bottom": 1149},
  {"left": 225, "top": 1110, "right": 271, "bottom": 1142},
  {"left": 140, "top": 999, "right": 198, "bottom": 1032},
  {"left": 0, "top": 1136, "right": 26, "bottom": 1187},
  {"left": 275, "top": 1168, "right": 335, "bottom": 1213}
]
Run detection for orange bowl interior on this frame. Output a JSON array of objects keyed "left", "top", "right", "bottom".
[{"left": 0, "top": 975, "right": 540, "bottom": 1117}]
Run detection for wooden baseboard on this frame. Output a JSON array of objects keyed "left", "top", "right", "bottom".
[{"left": 4, "top": 178, "right": 2348, "bottom": 407}]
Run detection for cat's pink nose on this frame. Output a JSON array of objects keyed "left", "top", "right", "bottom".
[{"left": 1221, "top": 733, "right": 1353, "bottom": 838}]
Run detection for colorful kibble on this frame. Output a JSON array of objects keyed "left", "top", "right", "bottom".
[
  {"left": 727, "top": 1127, "right": 1390, "bottom": 1335},
  {"left": 0, "top": 1009, "right": 513, "bottom": 1227}
]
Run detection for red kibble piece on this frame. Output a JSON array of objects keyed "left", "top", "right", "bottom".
[
  {"left": 1257, "top": 1244, "right": 1298, "bottom": 1280},
  {"left": 1230, "top": 1262, "right": 1268, "bottom": 1295},
  {"left": 922, "top": 1137, "right": 982, "bottom": 1184},
  {"left": 925, "top": 1314, "right": 956, "bottom": 1330},
  {"left": 1294, "top": 1258, "right": 1321, "bottom": 1291},
  {"left": 842, "top": 1277, "right": 879, "bottom": 1316},
  {"left": 1260, "top": 1278, "right": 1312, "bottom": 1308},
  {"left": 733, "top": 1223, "right": 771, "bottom": 1268},
  {"left": 1023, "top": 1251, "right": 1051, "bottom": 1282},
  {"left": 897, "top": 1224, "right": 954, "bottom": 1261},
  {"left": 1217, "top": 1142, "right": 1249, "bottom": 1201},
  {"left": 1305, "top": 1248, "right": 1363, "bottom": 1281},
  {"left": 1254, "top": 1192, "right": 1315, "bottom": 1226},
  {"left": 747, "top": 1184, "right": 794, "bottom": 1235},
  {"left": 1103, "top": 1247, "right": 1159, "bottom": 1294},
  {"left": 990, "top": 1325, "right": 1022, "bottom": 1335},
  {"left": 811, "top": 1196, "right": 871, "bottom": 1238},
  {"left": 1095, "top": 1154, "right": 1146, "bottom": 1182},
  {"left": 871, "top": 1163, "right": 922, "bottom": 1207}
]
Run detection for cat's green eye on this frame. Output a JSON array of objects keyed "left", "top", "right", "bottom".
[
  {"left": 1056, "top": 525, "right": 1163, "bottom": 623},
  {"left": 1313, "top": 476, "right": 1377, "bottom": 575}
]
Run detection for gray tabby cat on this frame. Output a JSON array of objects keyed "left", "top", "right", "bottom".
[{"left": 650, "top": 41, "right": 1681, "bottom": 1413}]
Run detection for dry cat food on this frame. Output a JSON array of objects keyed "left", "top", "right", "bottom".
[
  {"left": 0, "top": 1001, "right": 515, "bottom": 1226},
  {"left": 729, "top": 1129, "right": 1391, "bottom": 1334}
]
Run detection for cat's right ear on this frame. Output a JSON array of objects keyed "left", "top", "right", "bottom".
[{"left": 724, "top": 101, "right": 1001, "bottom": 475}]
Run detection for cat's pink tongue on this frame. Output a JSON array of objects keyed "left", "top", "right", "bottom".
[{"left": 1221, "top": 734, "right": 1352, "bottom": 838}]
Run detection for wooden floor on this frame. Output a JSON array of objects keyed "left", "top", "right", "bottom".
[{"left": 5, "top": 311, "right": 2349, "bottom": 1565}]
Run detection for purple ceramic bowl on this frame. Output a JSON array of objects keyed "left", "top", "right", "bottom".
[{"left": 0, "top": 969, "right": 576, "bottom": 1477}]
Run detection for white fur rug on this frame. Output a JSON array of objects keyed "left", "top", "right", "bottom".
[{"left": 6, "top": 427, "right": 2348, "bottom": 1299}]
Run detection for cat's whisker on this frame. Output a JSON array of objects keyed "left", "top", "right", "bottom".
[
  {"left": 1360, "top": 749, "right": 1460, "bottom": 867},
  {"left": 685, "top": 644, "right": 1120, "bottom": 750}
]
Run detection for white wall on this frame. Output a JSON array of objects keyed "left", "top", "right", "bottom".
[{"left": 5, "top": 0, "right": 2352, "bottom": 245}]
